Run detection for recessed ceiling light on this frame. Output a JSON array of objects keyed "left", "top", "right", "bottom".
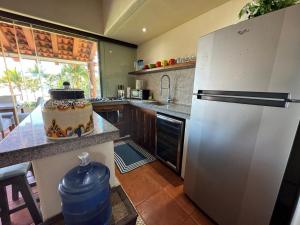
[{"left": 142, "top": 27, "right": 147, "bottom": 33}]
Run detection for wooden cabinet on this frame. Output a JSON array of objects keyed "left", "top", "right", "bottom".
[
  {"left": 93, "top": 103, "right": 156, "bottom": 155},
  {"left": 93, "top": 103, "right": 128, "bottom": 137},
  {"left": 127, "top": 105, "right": 156, "bottom": 155}
]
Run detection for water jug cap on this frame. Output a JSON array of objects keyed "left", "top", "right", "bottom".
[{"left": 78, "top": 152, "right": 90, "bottom": 166}]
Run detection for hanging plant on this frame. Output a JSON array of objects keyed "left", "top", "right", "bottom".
[{"left": 239, "top": 0, "right": 300, "bottom": 19}]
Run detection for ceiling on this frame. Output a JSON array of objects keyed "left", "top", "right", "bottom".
[{"left": 104, "top": 0, "right": 231, "bottom": 45}]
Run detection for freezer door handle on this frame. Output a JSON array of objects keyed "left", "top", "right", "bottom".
[
  {"left": 196, "top": 90, "right": 290, "bottom": 99},
  {"left": 287, "top": 99, "right": 300, "bottom": 103},
  {"left": 194, "top": 90, "right": 296, "bottom": 108}
]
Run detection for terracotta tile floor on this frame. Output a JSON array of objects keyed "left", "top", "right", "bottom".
[
  {"left": 116, "top": 160, "right": 216, "bottom": 225},
  {"left": 1, "top": 156, "right": 215, "bottom": 225}
]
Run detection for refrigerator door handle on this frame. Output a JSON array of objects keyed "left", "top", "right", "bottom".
[
  {"left": 196, "top": 90, "right": 290, "bottom": 100},
  {"left": 287, "top": 99, "right": 300, "bottom": 103},
  {"left": 194, "top": 90, "right": 294, "bottom": 108},
  {"left": 194, "top": 92, "right": 300, "bottom": 103}
]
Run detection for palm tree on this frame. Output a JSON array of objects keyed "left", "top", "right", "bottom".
[
  {"left": 24, "top": 78, "right": 40, "bottom": 100},
  {"left": 59, "top": 64, "right": 90, "bottom": 96},
  {"left": 0, "top": 68, "right": 24, "bottom": 100},
  {"left": 43, "top": 73, "right": 60, "bottom": 89}
]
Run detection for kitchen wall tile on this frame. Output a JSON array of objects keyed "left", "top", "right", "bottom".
[{"left": 134, "top": 68, "right": 195, "bottom": 105}]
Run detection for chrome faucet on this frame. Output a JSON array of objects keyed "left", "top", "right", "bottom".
[{"left": 160, "top": 74, "right": 172, "bottom": 103}]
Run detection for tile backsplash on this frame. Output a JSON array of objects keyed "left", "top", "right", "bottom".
[{"left": 134, "top": 68, "right": 195, "bottom": 105}]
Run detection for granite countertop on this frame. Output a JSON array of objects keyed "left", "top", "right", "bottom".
[
  {"left": 0, "top": 106, "right": 119, "bottom": 168},
  {"left": 92, "top": 99, "right": 191, "bottom": 119},
  {"left": 129, "top": 100, "right": 191, "bottom": 119}
]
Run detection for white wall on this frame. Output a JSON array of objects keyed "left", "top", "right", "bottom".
[
  {"left": 137, "top": 0, "right": 248, "bottom": 64},
  {"left": 0, "top": 0, "right": 104, "bottom": 34}
]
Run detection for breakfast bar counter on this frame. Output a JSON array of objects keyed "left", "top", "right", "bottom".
[
  {"left": 0, "top": 106, "right": 119, "bottom": 168},
  {"left": 0, "top": 106, "right": 120, "bottom": 221}
]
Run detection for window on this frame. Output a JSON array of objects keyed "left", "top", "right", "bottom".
[{"left": 0, "top": 18, "right": 101, "bottom": 112}]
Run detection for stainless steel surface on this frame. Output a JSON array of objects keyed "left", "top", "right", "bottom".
[
  {"left": 288, "top": 99, "right": 300, "bottom": 103},
  {"left": 196, "top": 91, "right": 290, "bottom": 108},
  {"left": 157, "top": 114, "right": 184, "bottom": 124},
  {"left": 136, "top": 80, "right": 145, "bottom": 90},
  {"left": 155, "top": 113, "right": 185, "bottom": 174},
  {"left": 147, "top": 101, "right": 168, "bottom": 106},
  {"left": 184, "top": 5, "right": 300, "bottom": 225},
  {"left": 160, "top": 74, "right": 172, "bottom": 103},
  {"left": 131, "top": 89, "right": 141, "bottom": 99},
  {"left": 165, "top": 161, "right": 177, "bottom": 170},
  {"left": 130, "top": 89, "right": 150, "bottom": 100},
  {"left": 126, "top": 87, "right": 131, "bottom": 99}
]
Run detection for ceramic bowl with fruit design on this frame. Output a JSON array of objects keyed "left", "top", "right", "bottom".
[{"left": 42, "top": 82, "right": 94, "bottom": 140}]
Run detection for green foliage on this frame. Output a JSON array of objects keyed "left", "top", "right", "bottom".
[
  {"left": 0, "top": 63, "right": 91, "bottom": 100},
  {"left": 0, "top": 68, "right": 24, "bottom": 99},
  {"left": 32, "top": 63, "right": 90, "bottom": 96},
  {"left": 28, "top": 64, "right": 40, "bottom": 77},
  {"left": 23, "top": 101, "right": 36, "bottom": 110},
  {"left": 0, "top": 68, "right": 23, "bottom": 86},
  {"left": 24, "top": 77, "right": 40, "bottom": 93},
  {"left": 239, "top": 0, "right": 300, "bottom": 19},
  {"left": 58, "top": 64, "right": 90, "bottom": 96}
]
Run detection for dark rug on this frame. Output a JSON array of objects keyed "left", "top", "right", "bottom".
[{"left": 114, "top": 140, "right": 155, "bottom": 173}]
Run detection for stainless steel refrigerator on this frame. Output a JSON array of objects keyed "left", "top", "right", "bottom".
[{"left": 184, "top": 5, "right": 300, "bottom": 225}]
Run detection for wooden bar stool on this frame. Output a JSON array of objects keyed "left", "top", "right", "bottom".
[{"left": 0, "top": 162, "right": 42, "bottom": 225}]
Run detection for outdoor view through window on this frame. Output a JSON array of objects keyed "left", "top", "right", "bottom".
[{"left": 0, "top": 19, "right": 100, "bottom": 113}]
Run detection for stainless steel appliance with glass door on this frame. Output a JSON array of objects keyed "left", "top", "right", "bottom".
[
  {"left": 156, "top": 113, "right": 185, "bottom": 174},
  {"left": 184, "top": 5, "right": 300, "bottom": 225}
]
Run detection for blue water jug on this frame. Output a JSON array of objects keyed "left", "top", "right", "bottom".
[{"left": 58, "top": 152, "right": 112, "bottom": 225}]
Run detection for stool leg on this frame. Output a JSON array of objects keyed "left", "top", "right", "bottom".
[
  {"left": 12, "top": 184, "right": 19, "bottom": 201},
  {"left": 0, "top": 186, "right": 11, "bottom": 225},
  {"left": 17, "top": 176, "right": 42, "bottom": 225}
]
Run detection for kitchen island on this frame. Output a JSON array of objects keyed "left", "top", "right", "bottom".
[{"left": 0, "top": 106, "right": 120, "bottom": 221}]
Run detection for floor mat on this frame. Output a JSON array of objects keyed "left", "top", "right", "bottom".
[{"left": 114, "top": 140, "right": 156, "bottom": 173}]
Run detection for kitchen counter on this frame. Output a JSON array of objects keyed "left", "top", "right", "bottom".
[
  {"left": 0, "top": 106, "right": 119, "bottom": 168},
  {"left": 0, "top": 106, "right": 120, "bottom": 220},
  {"left": 129, "top": 100, "right": 191, "bottom": 119},
  {"left": 91, "top": 99, "right": 191, "bottom": 119}
]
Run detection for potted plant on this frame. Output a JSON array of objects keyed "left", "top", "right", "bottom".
[{"left": 239, "top": 0, "right": 300, "bottom": 19}]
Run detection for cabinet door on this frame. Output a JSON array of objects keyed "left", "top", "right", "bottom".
[
  {"left": 145, "top": 109, "right": 156, "bottom": 154},
  {"left": 93, "top": 104, "right": 127, "bottom": 137},
  {"left": 129, "top": 105, "right": 138, "bottom": 142},
  {"left": 127, "top": 105, "right": 156, "bottom": 154},
  {"left": 140, "top": 108, "right": 156, "bottom": 155}
]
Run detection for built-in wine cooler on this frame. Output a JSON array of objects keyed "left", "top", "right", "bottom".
[{"left": 155, "top": 113, "right": 185, "bottom": 174}]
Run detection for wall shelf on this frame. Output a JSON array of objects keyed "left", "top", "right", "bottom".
[{"left": 128, "top": 61, "right": 196, "bottom": 75}]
